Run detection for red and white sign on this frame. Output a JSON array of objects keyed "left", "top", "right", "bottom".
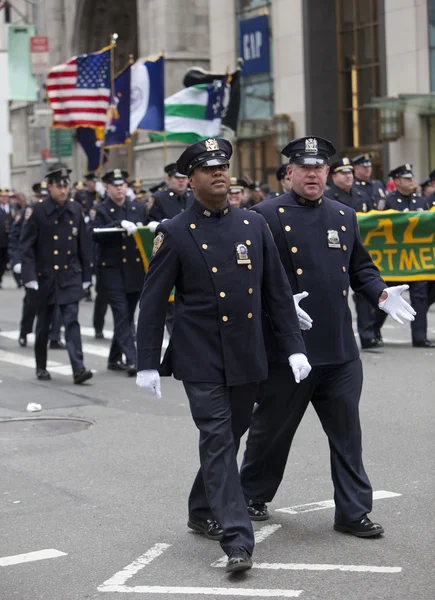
[{"left": 30, "top": 36, "right": 50, "bottom": 75}]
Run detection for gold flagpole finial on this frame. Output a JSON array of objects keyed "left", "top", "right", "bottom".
[{"left": 111, "top": 33, "right": 118, "bottom": 46}]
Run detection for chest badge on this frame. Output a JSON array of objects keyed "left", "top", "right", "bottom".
[
  {"left": 72, "top": 227, "right": 78, "bottom": 236},
  {"left": 362, "top": 203, "right": 367, "bottom": 213},
  {"left": 327, "top": 229, "right": 341, "bottom": 249},
  {"left": 235, "top": 242, "right": 251, "bottom": 265}
]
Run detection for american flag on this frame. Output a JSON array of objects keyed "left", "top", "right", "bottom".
[{"left": 47, "top": 48, "right": 111, "bottom": 128}]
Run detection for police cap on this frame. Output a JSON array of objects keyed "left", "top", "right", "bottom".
[
  {"left": 248, "top": 181, "right": 262, "bottom": 191},
  {"left": 276, "top": 164, "right": 287, "bottom": 181},
  {"left": 74, "top": 181, "right": 85, "bottom": 190},
  {"left": 0, "top": 188, "right": 9, "bottom": 195},
  {"left": 388, "top": 164, "right": 413, "bottom": 179},
  {"left": 352, "top": 154, "right": 372, "bottom": 167},
  {"left": 130, "top": 178, "right": 142, "bottom": 188},
  {"left": 330, "top": 157, "right": 354, "bottom": 174},
  {"left": 177, "top": 138, "right": 232, "bottom": 177},
  {"left": 420, "top": 177, "right": 432, "bottom": 190},
  {"left": 84, "top": 173, "right": 98, "bottom": 182},
  {"left": 46, "top": 167, "right": 71, "bottom": 185},
  {"left": 102, "top": 169, "right": 129, "bottom": 186},
  {"left": 281, "top": 136, "right": 336, "bottom": 165},
  {"left": 164, "top": 163, "right": 186, "bottom": 178},
  {"left": 429, "top": 170, "right": 435, "bottom": 181},
  {"left": 148, "top": 181, "right": 165, "bottom": 194},
  {"left": 229, "top": 177, "right": 244, "bottom": 193}
]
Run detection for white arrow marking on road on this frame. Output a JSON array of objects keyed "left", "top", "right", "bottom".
[
  {"left": 99, "top": 543, "right": 171, "bottom": 587},
  {"left": 212, "top": 562, "right": 401, "bottom": 573},
  {"left": 276, "top": 490, "right": 401, "bottom": 515},
  {"left": 211, "top": 523, "right": 281, "bottom": 567},
  {"left": 98, "top": 586, "right": 303, "bottom": 597},
  {"left": 0, "top": 549, "right": 67, "bottom": 567}
]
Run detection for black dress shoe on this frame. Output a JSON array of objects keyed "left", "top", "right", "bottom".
[
  {"left": 412, "top": 340, "right": 435, "bottom": 348},
  {"left": 36, "top": 368, "right": 51, "bottom": 381},
  {"left": 18, "top": 335, "right": 27, "bottom": 347},
  {"left": 187, "top": 518, "right": 223, "bottom": 541},
  {"left": 334, "top": 516, "right": 384, "bottom": 537},
  {"left": 126, "top": 364, "right": 137, "bottom": 377},
  {"left": 226, "top": 547, "right": 253, "bottom": 573},
  {"left": 107, "top": 360, "right": 128, "bottom": 371},
  {"left": 361, "top": 338, "right": 383, "bottom": 350},
  {"left": 95, "top": 330, "right": 104, "bottom": 339},
  {"left": 49, "top": 340, "right": 66, "bottom": 350},
  {"left": 247, "top": 500, "right": 269, "bottom": 521},
  {"left": 73, "top": 369, "right": 93, "bottom": 384}
]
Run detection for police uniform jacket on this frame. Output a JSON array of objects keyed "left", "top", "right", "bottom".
[
  {"left": 251, "top": 190, "right": 387, "bottom": 366},
  {"left": 136, "top": 199, "right": 306, "bottom": 386},
  {"left": 74, "top": 189, "right": 103, "bottom": 215},
  {"left": 424, "top": 191, "right": 435, "bottom": 209},
  {"left": 147, "top": 188, "right": 194, "bottom": 222},
  {"left": 91, "top": 197, "right": 147, "bottom": 294},
  {"left": 7, "top": 210, "right": 24, "bottom": 265},
  {"left": 324, "top": 184, "right": 372, "bottom": 213},
  {"left": 354, "top": 177, "right": 386, "bottom": 209},
  {"left": 0, "top": 206, "right": 13, "bottom": 248},
  {"left": 19, "top": 196, "right": 91, "bottom": 305},
  {"left": 385, "top": 190, "right": 427, "bottom": 211}
]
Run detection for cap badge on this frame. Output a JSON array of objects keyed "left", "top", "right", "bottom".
[
  {"left": 205, "top": 138, "right": 219, "bottom": 152},
  {"left": 114, "top": 169, "right": 122, "bottom": 178},
  {"left": 343, "top": 158, "right": 350, "bottom": 165},
  {"left": 235, "top": 242, "right": 251, "bottom": 265},
  {"left": 405, "top": 163, "right": 411, "bottom": 170},
  {"left": 305, "top": 138, "right": 318, "bottom": 154},
  {"left": 327, "top": 229, "right": 341, "bottom": 249}
]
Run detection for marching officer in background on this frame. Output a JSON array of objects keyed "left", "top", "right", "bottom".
[
  {"left": 425, "top": 169, "right": 435, "bottom": 209},
  {"left": 91, "top": 169, "right": 147, "bottom": 375},
  {"left": 136, "top": 138, "right": 311, "bottom": 573},
  {"left": 74, "top": 173, "right": 105, "bottom": 215},
  {"left": 352, "top": 154, "right": 387, "bottom": 209},
  {"left": 374, "top": 164, "right": 434, "bottom": 347},
  {"left": 0, "top": 189, "right": 13, "bottom": 288},
  {"left": 19, "top": 168, "right": 92, "bottom": 383},
  {"left": 146, "top": 163, "right": 193, "bottom": 230},
  {"left": 227, "top": 177, "right": 245, "bottom": 208},
  {"left": 242, "top": 182, "right": 263, "bottom": 208},
  {"left": 240, "top": 137, "right": 416, "bottom": 537},
  {"left": 276, "top": 164, "right": 292, "bottom": 195},
  {"left": 324, "top": 159, "right": 379, "bottom": 349},
  {"left": 419, "top": 177, "right": 434, "bottom": 200}
]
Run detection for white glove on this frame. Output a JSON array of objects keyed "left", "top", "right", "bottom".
[
  {"left": 84, "top": 215, "right": 90, "bottom": 224},
  {"left": 13, "top": 263, "right": 22, "bottom": 274},
  {"left": 136, "top": 369, "right": 162, "bottom": 398},
  {"left": 378, "top": 285, "right": 416, "bottom": 324},
  {"left": 82, "top": 281, "right": 92, "bottom": 290},
  {"left": 288, "top": 353, "right": 312, "bottom": 384},
  {"left": 147, "top": 221, "right": 160, "bottom": 233},
  {"left": 293, "top": 291, "right": 313, "bottom": 330},
  {"left": 25, "top": 280, "right": 39, "bottom": 290},
  {"left": 121, "top": 220, "right": 138, "bottom": 236}
]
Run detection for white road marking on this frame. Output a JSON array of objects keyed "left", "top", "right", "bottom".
[
  {"left": 98, "top": 586, "right": 303, "bottom": 597},
  {"left": 211, "top": 524, "right": 281, "bottom": 567},
  {"left": 0, "top": 350, "right": 64, "bottom": 370},
  {"left": 276, "top": 490, "right": 401, "bottom": 515},
  {"left": 0, "top": 549, "right": 67, "bottom": 567},
  {"left": 99, "top": 543, "right": 172, "bottom": 587},
  {"left": 213, "top": 562, "right": 401, "bottom": 573}
]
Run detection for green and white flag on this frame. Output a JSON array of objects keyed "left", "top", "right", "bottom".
[{"left": 149, "top": 81, "right": 227, "bottom": 144}]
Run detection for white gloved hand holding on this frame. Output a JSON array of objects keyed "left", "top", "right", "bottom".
[
  {"left": 136, "top": 369, "right": 162, "bottom": 398},
  {"left": 84, "top": 215, "right": 90, "bottom": 224},
  {"left": 288, "top": 353, "right": 312, "bottom": 383},
  {"left": 25, "top": 280, "right": 39, "bottom": 290},
  {"left": 378, "top": 285, "right": 416, "bottom": 324},
  {"left": 13, "top": 263, "right": 22, "bottom": 274},
  {"left": 82, "top": 281, "right": 92, "bottom": 290},
  {"left": 147, "top": 221, "right": 160, "bottom": 233},
  {"left": 121, "top": 220, "right": 138, "bottom": 236},
  {"left": 293, "top": 291, "right": 313, "bottom": 331}
]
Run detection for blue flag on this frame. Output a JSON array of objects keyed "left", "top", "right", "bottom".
[
  {"left": 76, "top": 127, "right": 108, "bottom": 172},
  {"left": 130, "top": 55, "right": 165, "bottom": 133},
  {"left": 104, "top": 65, "right": 132, "bottom": 147}
]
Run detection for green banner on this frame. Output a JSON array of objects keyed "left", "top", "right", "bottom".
[
  {"left": 7, "top": 25, "right": 38, "bottom": 101},
  {"left": 357, "top": 209, "right": 435, "bottom": 281},
  {"left": 134, "top": 227, "right": 174, "bottom": 300}
]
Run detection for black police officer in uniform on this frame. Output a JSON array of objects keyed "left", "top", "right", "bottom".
[
  {"left": 0, "top": 188, "right": 12, "bottom": 288},
  {"left": 91, "top": 170, "right": 147, "bottom": 375},
  {"left": 373, "top": 164, "right": 434, "bottom": 347},
  {"left": 324, "top": 159, "right": 379, "bottom": 349},
  {"left": 352, "top": 154, "right": 387, "bottom": 210},
  {"left": 19, "top": 168, "right": 93, "bottom": 383},
  {"left": 9, "top": 185, "right": 63, "bottom": 348},
  {"left": 147, "top": 163, "right": 193, "bottom": 227},
  {"left": 240, "top": 137, "right": 416, "bottom": 537},
  {"left": 135, "top": 138, "right": 310, "bottom": 573}
]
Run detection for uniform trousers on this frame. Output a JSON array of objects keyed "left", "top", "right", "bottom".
[
  {"left": 183, "top": 381, "right": 256, "bottom": 556},
  {"left": 106, "top": 288, "right": 137, "bottom": 365},
  {"left": 93, "top": 288, "right": 108, "bottom": 333},
  {"left": 35, "top": 301, "right": 84, "bottom": 373},
  {"left": 373, "top": 281, "right": 429, "bottom": 343},
  {"left": 353, "top": 293, "right": 377, "bottom": 343},
  {"left": 108, "top": 291, "right": 140, "bottom": 364},
  {"left": 0, "top": 246, "right": 8, "bottom": 283},
  {"left": 20, "top": 290, "right": 62, "bottom": 341},
  {"left": 240, "top": 359, "right": 373, "bottom": 522}
]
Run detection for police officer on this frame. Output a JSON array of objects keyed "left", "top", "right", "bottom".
[
  {"left": 373, "top": 164, "right": 434, "bottom": 347},
  {"left": 135, "top": 138, "right": 311, "bottom": 573},
  {"left": 147, "top": 163, "right": 193, "bottom": 230},
  {"left": 91, "top": 169, "right": 147, "bottom": 375},
  {"left": 419, "top": 177, "right": 434, "bottom": 201},
  {"left": 323, "top": 159, "right": 380, "bottom": 348},
  {"left": 352, "top": 154, "right": 387, "bottom": 209},
  {"left": 276, "top": 164, "right": 292, "bottom": 195},
  {"left": 74, "top": 173, "right": 104, "bottom": 215},
  {"left": 227, "top": 177, "right": 245, "bottom": 208},
  {"left": 0, "top": 188, "right": 12, "bottom": 288},
  {"left": 240, "top": 137, "right": 416, "bottom": 537},
  {"left": 19, "top": 168, "right": 92, "bottom": 383},
  {"left": 425, "top": 170, "right": 435, "bottom": 209},
  {"left": 242, "top": 182, "right": 262, "bottom": 208}
]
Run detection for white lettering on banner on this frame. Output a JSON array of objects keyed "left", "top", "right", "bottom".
[{"left": 243, "top": 31, "right": 263, "bottom": 61}]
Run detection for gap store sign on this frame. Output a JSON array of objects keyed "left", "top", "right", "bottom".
[{"left": 239, "top": 14, "right": 270, "bottom": 76}]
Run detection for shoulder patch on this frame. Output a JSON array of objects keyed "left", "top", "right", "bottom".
[
  {"left": 152, "top": 232, "right": 165, "bottom": 256},
  {"left": 24, "top": 207, "right": 33, "bottom": 221}
]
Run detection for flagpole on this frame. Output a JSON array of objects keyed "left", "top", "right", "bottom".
[{"left": 97, "top": 33, "right": 118, "bottom": 175}]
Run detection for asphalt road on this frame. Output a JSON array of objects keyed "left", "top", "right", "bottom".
[{"left": 0, "top": 272, "right": 434, "bottom": 600}]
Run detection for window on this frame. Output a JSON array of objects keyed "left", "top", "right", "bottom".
[{"left": 336, "top": 0, "right": 380, "bottom": 149}]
